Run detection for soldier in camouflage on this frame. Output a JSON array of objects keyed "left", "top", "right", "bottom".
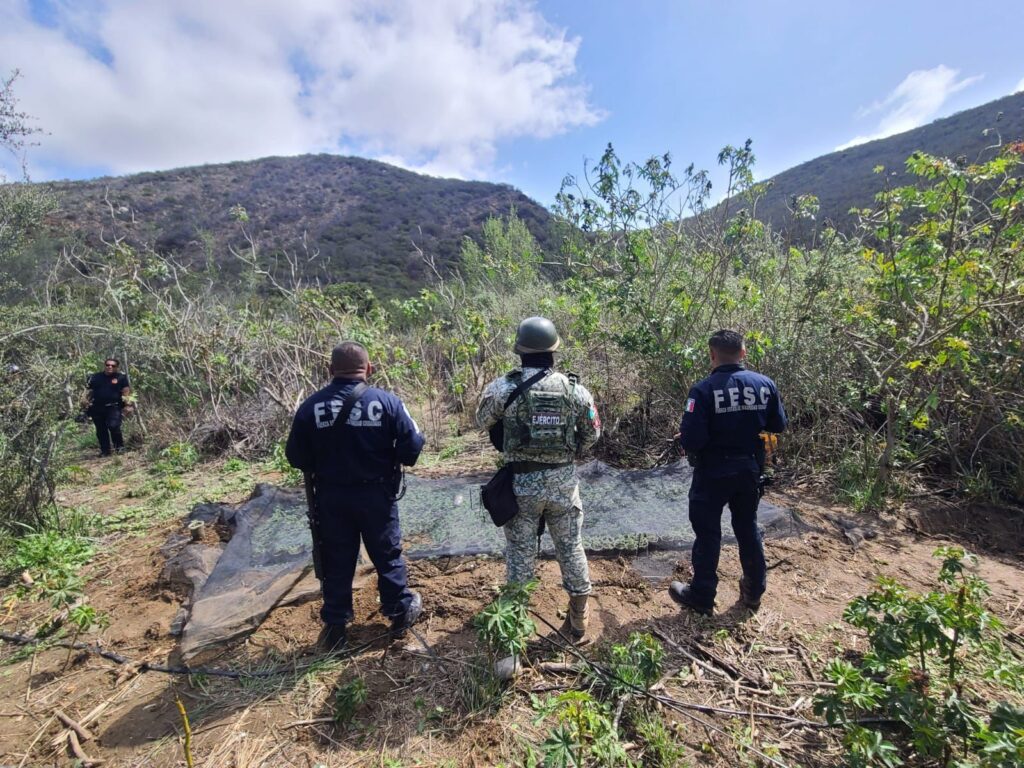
[{"left": 476, "top": 316, "right": 601, "bottom": 642}]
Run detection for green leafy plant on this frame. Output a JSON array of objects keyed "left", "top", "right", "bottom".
[
  {"left": 268, "top": 441, "right": 302, "bottom": 486},
  {"left": 592, "top": 632, "right": 664, "bottom": 697},
  {"left": 64, "top": 603, "right": 109, "bottom": 667},
  {"left": 473, "top": 580, "right": 538, "bottom": 659},
  {"left": 222, "top": 457, "right": 247, "bottom": 473},
  {"left": 333, "top": 676, "right": 369, "bottom": 725},
  {"left": 154, "top": 441, "right": 199, "bottom": 474},
  {"left": 532, "top": 690, "right": 634, "bottom": 767},
  {"left": 630, "top": 709, "right": 687, "bottom": 767},
  {"left": 814, "top": 547, "right": 1024, "bottom": 767},
  {"left": 4, "top": 529, "right": 95, "bottom": 583}
]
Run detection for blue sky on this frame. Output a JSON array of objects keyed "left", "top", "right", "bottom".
[{"left": 2, "top": 0, "right": 1022, "bottom": 207}]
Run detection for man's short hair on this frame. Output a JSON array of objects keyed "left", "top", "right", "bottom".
[
  {"left": 708, "top": 329, "right": 745, "bottom": 355},
  {"left": 331, "top": 341, "right": 369, "bottom": 375},
  {"left": 105, "top": 358, "right": 120, "bottom": 366}
]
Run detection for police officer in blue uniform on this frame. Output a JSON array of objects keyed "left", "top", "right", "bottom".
[
  {"left": 286, "top": 341, "right": 425, "bottom": 650},
  {"left": 670, "top": 329, "right": 787, "bottom": 615},
  {"left": 85, "top": 358, "right": 132, "bottom": 456}
]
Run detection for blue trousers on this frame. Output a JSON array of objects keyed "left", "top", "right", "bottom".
[
  {"left": 90, "top": 406, "right": 124, "bottom": 454},
  {"left": 687, "top": 469, "right": 766, "bottom": 606},
  {"left": 316, "top": 484, "right": 413, "bottom": 625}
]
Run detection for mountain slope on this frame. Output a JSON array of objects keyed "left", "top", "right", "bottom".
[
  {"left": 39, "top": 154, "right": 555, "bottom": 296},
  {"left": 751, "top": 91, "right": 1024, "bottom": 229}
]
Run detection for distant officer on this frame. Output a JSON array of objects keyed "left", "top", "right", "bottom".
[
  {"left": 670, "top": 329, "right": 787, "bottom": 615},
  {"left": 286, "top": 341, "right": 425, "bottom": 651},
  {"left": 84, "top": 358, "right": 132, "bottom": 457},
  {"left": 476, "top": 317, "right": 602, "bottom": 642}
]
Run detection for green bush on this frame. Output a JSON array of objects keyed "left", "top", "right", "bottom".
[
  {"left": 814, "top": 547, "right": 1024, "bottom": 767},
  {"left": 473, "top": 580, "right": 538, "bottom": 660},
  {"left": 594, "top": 632, "right": 665, "bottom": 697},
  {"left": 154, "top": 441, "right": 199, "bottom": 474},
  {"left": 333, "top": 677, "right": 368, "bottom": 725},
  {"left": 2, "top": 528, "right": 97, "bottom": 607}
]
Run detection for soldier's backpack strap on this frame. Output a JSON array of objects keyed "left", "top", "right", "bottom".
[
  {"left": 565, "top": 372, "right": 580, "bottom": 453},
  {"left": 502, "top": 368, "right": 550, "bottom": 414},
  {"left": 332, "top": 382, "right": 369, "bottom": 430}
]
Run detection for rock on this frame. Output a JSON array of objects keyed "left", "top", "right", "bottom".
[
  {"left": 493, "top": 655, "right": 522, "bottom": 681},
  {"left": 160, "top": 543, "right": 224, "bottom": 597},
  {"left": 842, "top": 527, "right": 866, "bottom": 548},
  {"left": 169, "top": 607, "right": 189, "bottom": 636},
  {"left": 189, "top": 501, "right": 236, "bottom": 529}
]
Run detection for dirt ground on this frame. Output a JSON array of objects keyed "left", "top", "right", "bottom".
[{"left": 1, "top": 451, "right": 1022, "bottom": 767}]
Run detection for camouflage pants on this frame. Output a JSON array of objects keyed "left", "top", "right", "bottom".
[{"left": 505, "top": 485, "right": 591, "bottom": 596}]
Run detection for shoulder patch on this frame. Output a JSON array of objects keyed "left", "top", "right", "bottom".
[
  {"left": 566, "top": 372, "right": 580, "bottom": 384},
  {"left": 505, "top": 369, "right": 523, "bottom": 380},
  {"left": 685, "top": 397, "right": 696, "bottom": 413}
]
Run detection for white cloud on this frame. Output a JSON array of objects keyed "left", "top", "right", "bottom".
[
  {"left": 0, "top": 0, "right": 603, "bottom": 180},
  {"left": 1016, "top": 76, "right": 1024, "bottom": 93},
  {"left": 837, "top": 65, "right": 982, "bottom": 151}
]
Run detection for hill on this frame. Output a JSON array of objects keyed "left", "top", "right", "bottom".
[
  {"left": 750, "top": 91, "right": 1024, "bottom": 230},
  {"left": 37, "top": 154, "right": 556, "bottom": 296}
]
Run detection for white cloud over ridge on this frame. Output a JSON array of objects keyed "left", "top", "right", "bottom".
[
  {"left": 1016, "top": 76, "right": 1024, "bottom": 93},
  {"left": 837, "top": 65, "right": 981, "bottom": 151},
  {"left": 0, "top": 0, "right": 603, "bottom": 180}
]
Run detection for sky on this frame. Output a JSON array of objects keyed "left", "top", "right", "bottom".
[{"left": 2, "top": 0, "right": 1023, "bottom": 207}]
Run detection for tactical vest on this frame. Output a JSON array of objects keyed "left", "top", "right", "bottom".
[{"left": 502, "top": 370, "right": 579, "bottom": 463}]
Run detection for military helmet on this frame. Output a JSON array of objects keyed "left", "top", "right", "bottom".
[{"left": 514, "top": 316, "right": 561, "bottom": 354}]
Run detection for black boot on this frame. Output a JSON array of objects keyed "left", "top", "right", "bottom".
[
  {"left": 668, "top": 581, "right": 714, "bottom": 616},
  {"left": 318, "top": 623, "right": 347, "bottom": 653},
  {"left": 390, "top": 591, "right": 423, "bottom": 638},
  {"left": 739, "top": 577, "right": 762, "bottom": 611}
]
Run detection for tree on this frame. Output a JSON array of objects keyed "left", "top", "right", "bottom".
[{"left": 0, "top": 69, "right": 56, "bottom": 295}]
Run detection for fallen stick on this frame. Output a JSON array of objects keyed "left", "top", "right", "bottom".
[
  {"left": 797, "top": 647, "right": 818, "bottom": 680},
  {"left": 0, "top": 630, "right": 383, "bottom": 678},
  {"left": 68, "top": 730, "right": 104, "bottom": 766},
  {"left": 650, "top": 628, "right": 759, "bottom": 687},
  {"left": 55, "top": 708, "right": 94, "bottom": 743},
  {"left": 689, "top": 639, "right": 762, "bottom": 687},
  {"left": 284, "top": 717, "right": 336, "bottom": 729},
  {"left": 531, "top": 612, "right": 793, "bottom": 768}
]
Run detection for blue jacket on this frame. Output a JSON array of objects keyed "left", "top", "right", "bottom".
[
  {"left": 678, "top": 363, "right": 787, "bottom": 476},
  {"left": 285, "top": 378, "right": 425, "bottom": 486}
]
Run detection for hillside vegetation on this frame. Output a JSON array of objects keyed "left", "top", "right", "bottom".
[
  {"left": 748, "top": 91, "right": 1024, "bottom": 230},
  {"left": 27, "top": 154, "right": 555, "bottom": 297},
  {"left": 10, "top": 93, "right": 1022, "bottom": 305}
]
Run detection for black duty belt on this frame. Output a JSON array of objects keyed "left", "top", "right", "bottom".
[
  {"left": 510, "top": 460, "right": 573, "bottom": 474},
  {"left": 705, "top": 449, "right": 756, "bottom": 460},
  {"left": 324, "top": 476, "right": 391, "bottom": 487}
]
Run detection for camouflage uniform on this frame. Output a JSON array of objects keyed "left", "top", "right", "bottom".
[{"left": 476, "top": 367, "right": 601, "bottom": 595}]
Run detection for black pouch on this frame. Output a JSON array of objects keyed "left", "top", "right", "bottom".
[
  {"left": 488, "top": 422, "right": 504, "bottom": 451},
  {"left": 481, "top": 464, "right": 518, "bottom": 526}
]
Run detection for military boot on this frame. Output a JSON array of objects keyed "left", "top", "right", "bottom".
[{"left": 559, "top": 594, "right": 590, "bottom": 643}]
